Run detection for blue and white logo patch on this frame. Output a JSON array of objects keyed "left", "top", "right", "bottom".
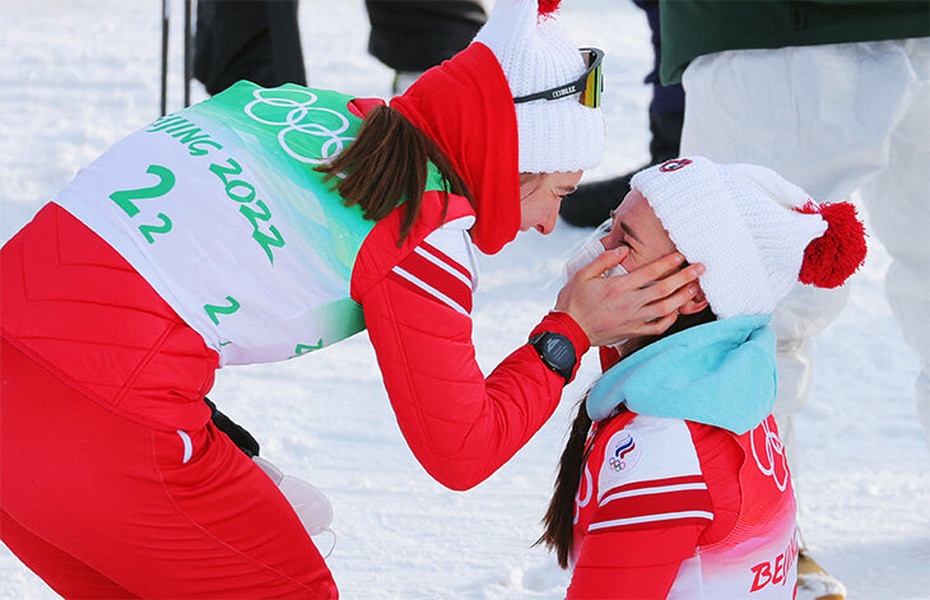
[{"left": 604, "top": 430, "right": 643, "bottom": 476}]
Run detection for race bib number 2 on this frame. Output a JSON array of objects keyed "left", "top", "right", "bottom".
[{"left": 108, "top": 164, "right": 175, "bottom": 244}]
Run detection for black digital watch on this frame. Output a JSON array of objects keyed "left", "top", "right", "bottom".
[{"left": 529, "top": 331, "right": 577, "bottom": 385}]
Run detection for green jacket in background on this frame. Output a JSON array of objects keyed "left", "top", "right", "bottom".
[{"left": 659, "top": 0, "right": 930, "bottom": 85}]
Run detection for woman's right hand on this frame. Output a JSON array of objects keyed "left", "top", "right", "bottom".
[{"left": 554, "top": 247, "right": 705, "bottom": 347}]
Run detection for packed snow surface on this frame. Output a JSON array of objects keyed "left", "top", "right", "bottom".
[{"left": 2, "top": 1, "right": 928, "bottom": 598}]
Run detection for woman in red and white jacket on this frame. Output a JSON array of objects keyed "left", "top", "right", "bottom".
[
  {"left": 539, "top": 156, "right": 867, "bottom": 598},
  {"left": 0, "top": 2, "right": 705, "bottom": 598}
]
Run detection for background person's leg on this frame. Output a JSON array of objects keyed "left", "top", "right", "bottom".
[
  {"left": 364, "top": 0, "right": 486, "bottom": 94},
  {"left": 859, "top": 37, "right": 930, "bottom": 449}
]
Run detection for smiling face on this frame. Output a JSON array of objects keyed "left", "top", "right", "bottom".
[{"left": 519, "top": 171, "right": 583, "bottom": 234}]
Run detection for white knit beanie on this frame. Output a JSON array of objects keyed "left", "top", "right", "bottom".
[
  {"left": 631, "top": 157, "right": 868, "bottom": 319},
  {"left": 473, "top": 0, "right": 605, "bottom": 173}
]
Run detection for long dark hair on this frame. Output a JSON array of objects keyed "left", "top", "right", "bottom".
[
  {"left": 537, "top": 306, "right": 717, "bottom": 568},
  {"left": 315, "top": 105, "right": 471, "bottom": 244}
]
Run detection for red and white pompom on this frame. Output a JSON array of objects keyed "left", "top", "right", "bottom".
[
  {"left": 538, "top": 0, "right": 562, "bottom": 17},
  {"left": 796, "top": 200, "right": 868, "bottom": 289}
]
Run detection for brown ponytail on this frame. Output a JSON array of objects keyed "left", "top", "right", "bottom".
[
  {"left": 536, "top": 397, "right": 593, "bottom": 569},
  {"left": 316, "top": 105, "right": 470, "bottom": 244}
]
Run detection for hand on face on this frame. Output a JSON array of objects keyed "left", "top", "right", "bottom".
[{"left": 554, "top": 189, "right": 706, "bottom": 347}]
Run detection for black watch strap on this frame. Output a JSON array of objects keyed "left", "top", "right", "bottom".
[{"left": 529, "top": 331, "right": 577, "bottom": 385}]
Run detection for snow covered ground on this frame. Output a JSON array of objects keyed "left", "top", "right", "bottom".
[{"left": 2, "top": 1, "right": 928, "bottom": 598}]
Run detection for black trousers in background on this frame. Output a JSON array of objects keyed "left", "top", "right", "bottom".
[
  {"left": 194, "top": 0, "right": 307, "bottom": 96},
  {"left": 365, "top": 0, "right": 487, "bottom": 72}
]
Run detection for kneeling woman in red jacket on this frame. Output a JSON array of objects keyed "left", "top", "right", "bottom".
[{"left": 540, "top": 156, "right": 866, "bottom": 599}]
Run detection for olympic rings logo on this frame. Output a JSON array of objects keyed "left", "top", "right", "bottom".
[
  {"left": 243, "top": 88, "right": 355, "bottom": 165},
  {"left": 750, "top": 417, "right": 790, "bottom": 491}
]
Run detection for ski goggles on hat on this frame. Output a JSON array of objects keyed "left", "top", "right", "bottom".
[{"left": 513, "top": 47, "right": 604, "bottom": 109}]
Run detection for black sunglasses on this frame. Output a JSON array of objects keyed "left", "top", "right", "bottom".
[{"left": 513, "top": 47, "right": 604, "bottom": 109}]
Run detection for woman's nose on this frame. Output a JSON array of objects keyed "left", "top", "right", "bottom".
[
  {"left": 536, "top": 212, "right": 559, "bottom": 235},
  {"left": 537, "top": 210, "right": 558, "bottom": 235}
]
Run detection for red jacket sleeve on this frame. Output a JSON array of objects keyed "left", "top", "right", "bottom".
[
  {"left": 361, "top": 266, "right": 588, "bottom": 490},
  {"left": 352, "top": 196, "right": 589, "bottom": 490}
]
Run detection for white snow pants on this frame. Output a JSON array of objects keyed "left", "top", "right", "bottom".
[{"left": 679, "top": 37, "right": 930, "bottom": 461}]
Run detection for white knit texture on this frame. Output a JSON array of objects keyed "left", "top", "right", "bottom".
[
  {"left": 473, "top": 0, "right": 605, "bottom": 173},
  {"left": 631, "top": 157, "right": 828, "bottom": 319}
]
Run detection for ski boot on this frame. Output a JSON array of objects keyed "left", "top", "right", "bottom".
[{"left": 797, "top": 548, "right": 847, "bottom": 600}]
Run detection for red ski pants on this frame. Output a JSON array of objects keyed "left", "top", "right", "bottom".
[{"left": 1, "top": 204, "right": 336, "bottom": 598}]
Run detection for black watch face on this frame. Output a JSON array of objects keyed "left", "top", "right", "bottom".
[{"left": 542, "top": 335, "right": 575, "bottom": 370}]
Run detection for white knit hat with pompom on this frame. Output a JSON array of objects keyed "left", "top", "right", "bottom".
[
  {"left": 631, "top": 156, "right": 868, "bottom": 319},
  {"left": 473, "top": 0, "right": 605, "bottom": 173}
]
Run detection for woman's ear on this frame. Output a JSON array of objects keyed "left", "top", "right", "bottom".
[{"left": 678, "top": 289, "right": 709, "bottom": 316}]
